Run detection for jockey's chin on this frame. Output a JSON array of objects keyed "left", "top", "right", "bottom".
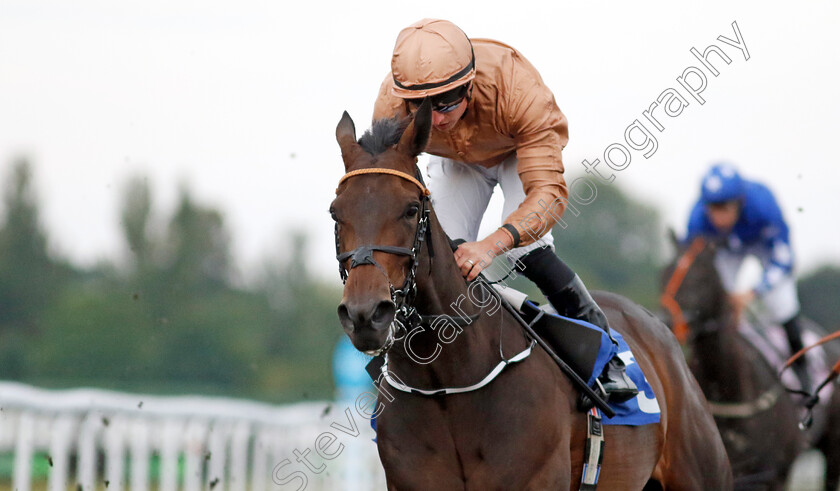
[{"left": 433, "top": 121, "right": 456, "bottom": 132}]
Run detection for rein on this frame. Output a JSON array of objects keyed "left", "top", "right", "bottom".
[
  {"left": 781, "top": 329, "right": 840, "bottom": 429},
  {"left": 660, "top": 237, "right": 706, "bottom": 343}
]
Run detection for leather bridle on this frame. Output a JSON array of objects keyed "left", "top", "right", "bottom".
[
  {"left": 334, "top": 168, "right": 433, "bottom": 347},
  {"left": 660, "top": 237, "right": 707, "bottom": 344}
]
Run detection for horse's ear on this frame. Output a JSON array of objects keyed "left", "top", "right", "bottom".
[
  {"left": 667, "top": 227, "right": 680, "bottom": 250},
  {"left": 397, "top": 98, "right": 432, "bottom": 158},
  {"left": 336, "top": 111, "right": 360, "bottom": 170}
]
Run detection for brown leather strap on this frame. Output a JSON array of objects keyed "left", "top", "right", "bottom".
[
  {"left": 660, "top": 238, "right": 706, "bottom": 344},
  {"left": 783, "top": 329, "right": 840, "bottom": 369},
  {"left": 337, "top": 168, "right": 430, "bottom": 196}
]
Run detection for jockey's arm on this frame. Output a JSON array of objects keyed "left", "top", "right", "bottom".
[
  {"left": 754, "top": 238, "right": 794, "bottom": 295},
  {"left": 458, "top": 152, "right": 568, "bottom": 281},
  {"left": 499, "top": 78, "right": 569, "bottom": 248},
  {"left": 752, "top": 188, "right": 794, "bottom": 297}
]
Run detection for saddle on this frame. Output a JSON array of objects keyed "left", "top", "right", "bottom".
[
  {"left": 737, "top": 313, "right": 835, "bottom": 432},
  {"left": 516, "top": 298, "right": 608, "bottom": 390}
]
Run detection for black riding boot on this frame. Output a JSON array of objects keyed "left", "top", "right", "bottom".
[
  {"left": 519, "top": 247, "right": 638, "bottom": 402},
  {"left": 782, "top": 315, "right": 812, "bottom": 393},
  {"left": 549, "top": 275, "right": 639, "bottom": 402}
]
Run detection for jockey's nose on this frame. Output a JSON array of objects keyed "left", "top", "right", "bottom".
[
  {"left": 432, "top": 111, "right": 448, "bottom": 127},
  {"left": 337, "top": 299, "right": 396, "bottom": 334}
]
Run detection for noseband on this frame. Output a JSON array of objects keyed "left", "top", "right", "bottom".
[{"left": 334, "top": 168, "right": 433, "bottom": 350}]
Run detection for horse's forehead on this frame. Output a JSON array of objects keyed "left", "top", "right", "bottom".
[
  {"left": 346, "top": 146, "right": 413, "bottom": 170},
  {"left": 336, "top": 173, "right": 417, "bottom": 209}
]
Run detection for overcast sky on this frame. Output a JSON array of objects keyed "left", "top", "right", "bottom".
[{"left": 1, "top": 0, "right": 838, "bottom": 285}]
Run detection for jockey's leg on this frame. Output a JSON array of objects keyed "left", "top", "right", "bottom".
[
  {"left": 763, "top": 275, "right": 811, "bottom": 392},
  {"left": 426, "top": 156, "right": 495, "bottom": 243},
  {"left": 491, "top": 155, "right": 637, "bottom": 402},
  {"left": 517, "top": 246, "right": 638, "bottom": 402},
  {"left": 783, "top": 314, "right": 812, "bottom": 392}
]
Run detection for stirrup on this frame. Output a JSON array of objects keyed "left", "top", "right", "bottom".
[{"left": 599, "top": 358, "right": 638, "bottom": 403}]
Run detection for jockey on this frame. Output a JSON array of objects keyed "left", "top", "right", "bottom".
[
  {"left": 373, "top": 18, "right": 637, "bottom": 401},
  {"left": 685, "top": 163, "right": 811, "bottom": 390}
]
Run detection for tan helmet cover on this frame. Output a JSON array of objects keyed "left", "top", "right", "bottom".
[{"left": 390, "top": 19, "right": 475, "bottom": 98}]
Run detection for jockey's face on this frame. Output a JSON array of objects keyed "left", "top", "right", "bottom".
[
  {"left": 706, "top": 200, "right": 741, "bottom": 232},
  {"left": 406, "top": 82, "right": 470, "bottom": 133},
  {"left": 430, "top": 99, "right": 468, "bottom": 132}
]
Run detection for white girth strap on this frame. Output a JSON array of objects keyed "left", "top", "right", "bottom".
[{"left": 380, "top": 340, "right": 535, "bottom": 396}]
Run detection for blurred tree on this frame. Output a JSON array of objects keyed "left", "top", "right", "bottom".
[
  {"left": 165, "top": 187, "right": 232, "bottom": 289},
  {"left": 0, "top": 164, "right": 351, "bottom": 401},
  {"left": 120, "top": 183, "right": 261, "bottom": 394},
  {"left": 0, "top": 158, "right": 74, "bottom": 378},
  {"left": 257, "top": 231, "right": 344, "bottom": 400},
  {"left": 521, "top": 182, "right": 667, "bottom": 309},
  {"left": 798, "top": 265, "right": 840, "bottom": 331},
  {"left": 120, "top": 175, "right": 154, "bottom": 271},
  {"left": 32, "top": 277, "right": 154, "bottom": 386}
]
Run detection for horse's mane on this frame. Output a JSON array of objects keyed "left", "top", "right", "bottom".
[{"left": 358, "top": 117, "right": 408, "bottom": 156}]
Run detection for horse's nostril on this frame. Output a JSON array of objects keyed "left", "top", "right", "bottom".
[
  {"left": 338, "top": 301, "right": 393, "bottom": 332},
  {"left": 337, "top": 304, "right": 353, "bottom": 331},
  {"left": 371, "top": 300, "right": 396, "bottom": 326}
]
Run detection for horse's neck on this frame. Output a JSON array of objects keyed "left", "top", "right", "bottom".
[
  {"left": 692, "top": 309, "right": 756, "bottom": 400},
  {"left": 386, "top": 220, "right": 524, "bottom": 388}
]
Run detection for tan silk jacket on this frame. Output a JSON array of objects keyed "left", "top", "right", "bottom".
[{"left": 373, "top": 38, "right": 570, "bottom": 247}]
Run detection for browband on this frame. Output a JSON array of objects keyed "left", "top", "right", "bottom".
[{"left": 337, "top": 168, "right": 430, "bottom": 196}]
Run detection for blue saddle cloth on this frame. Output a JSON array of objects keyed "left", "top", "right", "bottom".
[
  {"left": 532, "top": 304, "right": 660, "bottom": 426},
  {"left": 597, "top": 329, "right": 661, "bottom": 426}
]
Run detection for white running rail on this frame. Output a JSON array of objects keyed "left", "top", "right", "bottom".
[{"left": 0, "top": 381, "right": 385, "bottom": 490}]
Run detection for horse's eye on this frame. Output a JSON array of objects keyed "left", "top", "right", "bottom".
[{"left": 405, "top": 204, "right": 419, "bottom": 218}]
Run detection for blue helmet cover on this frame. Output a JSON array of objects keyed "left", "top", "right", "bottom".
[{"left": 700, "top": 163, "right": 745, "bottom": 204}]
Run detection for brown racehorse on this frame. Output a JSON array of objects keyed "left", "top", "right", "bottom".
[
  {"left": 661, "top": 236, "right": 840, "bottom": 490},
  {"left": 331, "top": 100, "right": 732, "bottom": 490}
]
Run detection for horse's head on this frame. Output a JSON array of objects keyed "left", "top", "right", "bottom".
[
  {"left": 330, "top": 100, "right": 433, "bottom": 355},
  {"left": 660, "top": 232, "right": 729, "bottom": 343}
]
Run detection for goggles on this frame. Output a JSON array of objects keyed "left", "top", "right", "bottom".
[{"left": 407, "top": 84, "right": 469, "bottom": 113}]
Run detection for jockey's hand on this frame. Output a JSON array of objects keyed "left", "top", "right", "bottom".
[
  {"left": 730, "top": 290, "right": 756, "bottom": 318},
  {"left": 454, "top": 239, "right": 495, "bottom": 282},
  {"left": 454, "top": 228, "right": 515, "bottom": 281}
]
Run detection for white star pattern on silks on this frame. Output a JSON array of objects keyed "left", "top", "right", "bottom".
[
  {"left": 705, "top": 175, "right": 723, "bottom": 193},
  {"left": 719, "top": 165, "right": 737, "bottom": 177}
]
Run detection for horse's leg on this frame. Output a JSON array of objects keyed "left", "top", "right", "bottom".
[
  {"left": 651, "top": 414, "right": 733, "bottom": 490},
  {"left": 382, "top": 457, "right": 466, "bottom": 491},
  {"left": 377, "top": 402, "right": 468, "bottom": 491},
  {"left": 584, "top": 425, "right": 660, "bottom": 490},
  {"left": 517, "top": 439, "right": 571, "bottom": 491},
  {"left": 465, "top": 376, "right": 577, "bottom": 491}
]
